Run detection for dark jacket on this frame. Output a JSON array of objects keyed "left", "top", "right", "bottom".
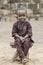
[
  {"left": 12, "top": 21, "right": 34, "bottom": 43},
  {"left": 12, "top": 21, "right": 32, "bottom": 36}
]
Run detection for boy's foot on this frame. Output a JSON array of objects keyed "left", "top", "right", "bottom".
[{"left": 22, "top": 57, "right": 29, "bottom": 64}]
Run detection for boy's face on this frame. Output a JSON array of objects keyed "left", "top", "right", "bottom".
[{"left": 18, "top": 13, "right": 26, "bottom": 22}]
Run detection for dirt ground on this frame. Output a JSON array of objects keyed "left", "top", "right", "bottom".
[{"left": 0, "top": 18, "right": 43, "bottom": 65}]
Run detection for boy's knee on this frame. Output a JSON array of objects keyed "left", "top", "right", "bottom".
[
  {"left": 25, "top": 38, "right": 30, "bottom": 43},
  {"left": 15, "top": 38, "right": 21, "bottom": 42}
]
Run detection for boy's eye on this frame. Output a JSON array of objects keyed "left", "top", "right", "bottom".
[{"left": 18, "top": 14, "right": 25, "bottom": 17}]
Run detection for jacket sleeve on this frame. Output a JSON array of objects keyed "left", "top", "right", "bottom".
[
  {"left": 27, "top": 22, "right": 32, "bottom": 38},
  {"left": 12, "top": 22, "right": 17, "bottom": 39}
]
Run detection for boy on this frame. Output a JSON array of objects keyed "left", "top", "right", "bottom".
[{"left": 11, "top": 6, "right": 34, "bottom": 63}]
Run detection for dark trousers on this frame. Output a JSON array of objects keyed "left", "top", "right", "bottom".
[{"left": 15, "top": 38, "right": 32, "bottom": 59}]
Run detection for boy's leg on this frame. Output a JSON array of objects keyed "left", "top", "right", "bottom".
[
  {"left": 15, "top": 38, "right": 25, "bottom": 60},
  {"left": 21, "top": 38, "right": 30, "bottom": 63},
  {"left": 26, "top": 51, "right": 29, "bottom": 59},
  {"left": 23, "top": 38, "right": 30, "bottom": 57}
]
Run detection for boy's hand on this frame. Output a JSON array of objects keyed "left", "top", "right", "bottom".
[
  {"left": 15, "top": 34, "right": 24, "bottom": 40},
  {"left": 15, "top": 34, "right": 20, "bottom": 38},
  {"left": 19, "top": 35, "right": 28, "bottom": 41},
  {"left": 15, "top": 34, "right": 28, "bottom": 41},
  {"left": 24, "top": 34, "right": 28, "bottom": 38}
]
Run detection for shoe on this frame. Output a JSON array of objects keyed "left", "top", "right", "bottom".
[{"left": 22, "top": 57, "right": 29, "bottom": 64}]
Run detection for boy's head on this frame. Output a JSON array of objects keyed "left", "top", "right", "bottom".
[{"left": 17, "top": 6, "right": 27, "bottom": 22}]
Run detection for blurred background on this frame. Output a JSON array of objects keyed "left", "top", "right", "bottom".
[{"left": 0, "top": 0, "right": 43, "bottom": 21}]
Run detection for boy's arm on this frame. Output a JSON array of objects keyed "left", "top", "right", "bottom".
[
  {"left": 24, "top": 22, "right": 34, "bottom": 43},
  {"left": 24, "top": 22, "right": 32, "bottom": 39},
  {"left": 12, "top": 23, "right": 19, "bottom": 39},
  {"left": 12, "top": 23, "right": 23, "bottom": 40}
]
